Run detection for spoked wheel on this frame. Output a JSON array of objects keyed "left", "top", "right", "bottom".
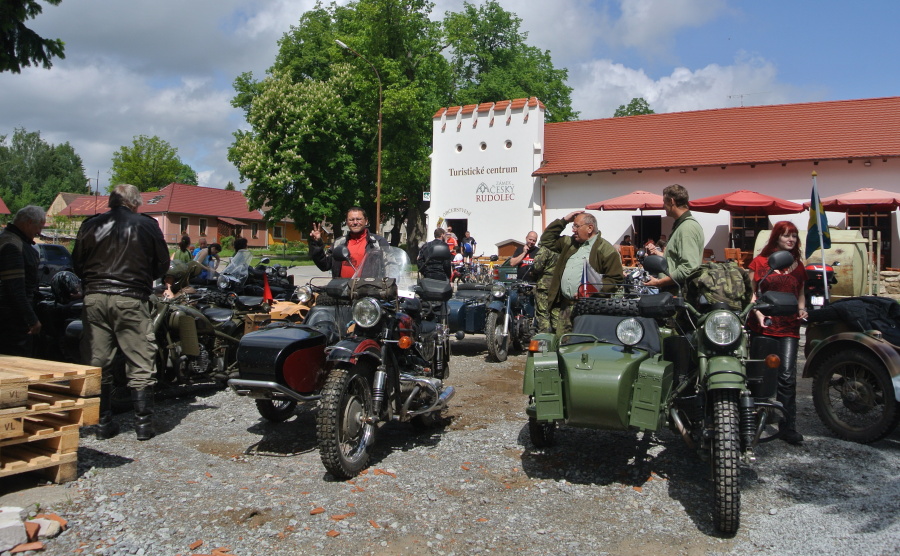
[
  {"left": 255, "top": 399, "right": 298, "bottom": 422},
  {"left": 528, "top": 417, "right": 556, "bottom": 448},
  {"left": 711, "top": 389, "right": 741, "bottom": 534},
  {"left": 812, "top": 349, "right": 900, "bottom": 443},
  {"left": 485, "top": 311, "right": 509, "bottom": 362},
  {"left": 316, "top": 365, "right": 375, "bottom": 479}
]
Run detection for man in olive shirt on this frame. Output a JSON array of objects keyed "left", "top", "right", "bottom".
[
  {"left": 541, "top": 211, "right": 623, "bottom": 335},
  {"left": 644, "top": 184, "right": 704, "bottom": 292}
]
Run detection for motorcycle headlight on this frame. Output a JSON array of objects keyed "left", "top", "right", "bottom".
[
  {"left": 491, "top": 283, "right": 506, "bottom": 298},
  {"left": 352, "top": 297, "right": 383, "bottom": 328},
  {"left": 296, "top": 285, "right": 312, "bottom": 304},
  {"left": 266, "top": 266, "right": 274, "bottom": 275},
  {"left": 217, "top": 274, "right": 230, "bottom": 291},
  {"left": 616, "top": 318, "right": 644, "bottom": 346},
  {"left": 278, "top": 267, "right": 288, "bottom": 278},
  {"left": 703, "top": 310, "right": 742, "bottom": 346}
]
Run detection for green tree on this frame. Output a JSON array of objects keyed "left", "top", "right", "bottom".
[
  {"left": 0, "top": 127, "right": 87, "bottom": 211},
  {"left": 109, "top": 135, "right": 196, "bottom": 192},
  {"left": 224, "top": 181, "right": 236, "bottom": 191},
  {"left": 0, "top": 0, "right": 66, "bottom": 73},
  {"left": 229, "top": 0, "right": 575, "bottom": 249},
  {"left": 614, "top": 97, "right": 655, "bottom": 117},
  {"left": 443, "top": 1, "right": 577, "bottom": 122},
  {"left": 174, "top": 162, "right": 198, "bottom": 185}
]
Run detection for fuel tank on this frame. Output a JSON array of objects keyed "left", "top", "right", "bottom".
[{"left": 236, "top": 324, "right": 327, "bottom": 395}]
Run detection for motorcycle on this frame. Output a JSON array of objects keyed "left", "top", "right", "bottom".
[
  {"left": 448, "top": 276, "right": 535, "bottom": 362},
  {"left": 804, "top": 261, "right": 838, "bottom": 310},
  {"left": 522, "top": 251, "right": 797, "bottom": 533},
  {"left": 229, "top": 245, "right": 455, "bottom": 479},
  {"left": 803, "top": 296, "right": 900, "bottom": 443}
]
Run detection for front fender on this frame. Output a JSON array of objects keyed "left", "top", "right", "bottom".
[
  {"left": 803, "top": 331, "right": 900, "bottom": 402},
  {"left": 704, "top": 355, "right": 746, "bottom": 390},
  {"left": 487, "top": 301, "right": 506, "bottom": 313},
  {"left": 326, "top": 338, "right": 381, "bottom": 365}
]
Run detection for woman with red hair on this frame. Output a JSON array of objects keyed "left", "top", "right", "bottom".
[{"left": 748, "top": 221, "right": 808, "bottom": 445}]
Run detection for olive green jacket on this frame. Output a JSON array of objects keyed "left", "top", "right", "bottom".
[{"left": 540, "top": 218, "right": 624, "bottom": 304}]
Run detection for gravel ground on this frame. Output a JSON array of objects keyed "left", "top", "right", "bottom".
[{"left": 2, "top": 335, "right": 899, "bottom": 556}]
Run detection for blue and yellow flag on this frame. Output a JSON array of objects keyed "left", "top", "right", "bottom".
[{"left": 805, "top": 172, "right": 831, "bottom": 258}]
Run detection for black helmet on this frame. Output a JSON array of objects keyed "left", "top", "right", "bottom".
[{"left": 50, "top": 271, "right": 83, "bottom": 304}]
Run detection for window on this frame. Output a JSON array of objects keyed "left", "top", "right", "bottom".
[
  {"left": 199, "top": 218, "right": 207, "bottom": 236},
  {"left": 251, "top": 223, "right": 259, "bottom": 239},
  {"left": 847, "top": 211, "right": 891, "bottom": 267},
  {"left": 730, "top": 215, "right": 769, "bottom": 251},
  {"left": 273, "top": 225, "right": 284, "bottom": 239},
  {"left": 180, "top": 217, "right": 189, "bottom": 235}
]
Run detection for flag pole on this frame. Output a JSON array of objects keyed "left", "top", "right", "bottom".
[{"left": 812, "top": 171, "right": 830, "bottom": 301}]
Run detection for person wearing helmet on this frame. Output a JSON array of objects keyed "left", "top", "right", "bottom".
[{"left": 50, "top": 270, "right": 83, "bottom": 305}]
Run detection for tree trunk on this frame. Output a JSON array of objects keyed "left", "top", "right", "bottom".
[{"left": 405, "top": 200, "right": 428, "bottom": 261}]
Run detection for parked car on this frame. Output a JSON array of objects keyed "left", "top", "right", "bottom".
[{"left": 34, "top": 243, "right": 74, "bottom": 287}]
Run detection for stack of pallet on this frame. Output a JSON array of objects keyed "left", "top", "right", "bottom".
[{"left": 0, "top": 356, "right": 100, "bottom": 484}]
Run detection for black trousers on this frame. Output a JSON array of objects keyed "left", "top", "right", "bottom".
[{"left": 751, "top": 332, "right": 799, "bottom": 430}]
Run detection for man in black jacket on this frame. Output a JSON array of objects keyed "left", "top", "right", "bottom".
[
  {"left": 73, "top": 184, "right": 169, "bottom": 440},
  {"left": 309, "top": 207, "right": 389, "bottom": 278},
  {"left": 0, "top": 205, "right": 46, "bottom": 356},
  {"left": 417, "top": 228, "right": 452, "bottom": 281}
]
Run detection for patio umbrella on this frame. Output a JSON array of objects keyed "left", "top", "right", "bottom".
[
  {"left": 803, "top": 187, "right": 900, "bottom": 212},
  {"left": 585, "top": 190, "right": 665, "bottom": 243},
  {"left": 690, "top": 189, "right": 805, "bottom": 215},
  {"left": 690, "top": 190, "right": 805, "bottom": 249}
]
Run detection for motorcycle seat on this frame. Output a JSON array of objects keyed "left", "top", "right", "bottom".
[
  {"left": 235, "top": 295, "right": 265, "bottom": 310},
  {"left": 569, "top": 315, "right": 661, "bottom": 354},
  {"left": 454, "top": 282, "right": 492, "bottom": 301},
  {"left": 419, "top": 278, "right": 453, "bottom": 302},
  {"left": 202, "top": 307, "right": 235, "bottom": 324}
]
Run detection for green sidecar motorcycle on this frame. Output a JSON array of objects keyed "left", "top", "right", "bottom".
[{"left": 522, "top": 251, "right": 798, "bottom": 534}]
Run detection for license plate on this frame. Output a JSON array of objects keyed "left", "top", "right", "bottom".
[{"left": 811, "top": 295, "right": 824, "bottom": 306}]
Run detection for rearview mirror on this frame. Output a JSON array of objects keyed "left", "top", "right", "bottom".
[
  {"left": 642, "top": 254, "right": 668, "bottom": 276},
  {"left": 332, "top": 245, "right": 351, "bottom": 262},
  {"left": 259, "top": 257, "right": 271, "bottom": 265},
  {"left": 490, "top": 254, "right": 498, "bottom": 262},
  {"left": 767, "top": 250, "right": 794, "bottom": 272}
]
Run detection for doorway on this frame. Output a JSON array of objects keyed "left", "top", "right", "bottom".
[
  {"left": 633, "top": 215, "right": 661, "bottom": 246},
  {"left": 444, "top": 218, "right": 468, "bottom": 240}
]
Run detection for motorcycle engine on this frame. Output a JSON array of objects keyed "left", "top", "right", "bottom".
[{"left": 187, "top": 345, "right": 211, "bottom": 376}]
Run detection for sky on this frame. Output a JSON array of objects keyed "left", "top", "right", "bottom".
[{"left": 2, "top": 0, "right": 899, "bottom": 192}]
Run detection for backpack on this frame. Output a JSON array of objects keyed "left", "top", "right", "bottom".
[{"left": 685, "top": 261, "right": 752, "bottom": 312}]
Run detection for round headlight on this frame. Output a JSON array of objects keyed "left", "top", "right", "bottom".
[
  {"left": 704, "top": 310, "right": 742, "bottom": 346},
  {"left": 491, "top": 283, "right": 506, "bottom": 298},
  {"left": 217, "top": 274, "right": 230, "bottom": 291},
  {"left": 352, "top": 297, "right": 383, "bottom": 328},
  {"left": 278, "top": 267, "right": 288, "bottom": 278},
  {"left": 616, "top": 318, "right": 645, "bottom": 346},
  {"left": 296, "top": 285, "right": 312, "bottom": 304}
]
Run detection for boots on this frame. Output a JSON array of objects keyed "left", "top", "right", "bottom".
[
  {"left": 96, "top": 383, "right": 120, "bottom": 440},
  {"left": 131, "top": 388, "right": 156, "bottom": 441}
]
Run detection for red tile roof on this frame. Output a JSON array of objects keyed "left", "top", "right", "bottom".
[
  {"left": 59, "top": 183, "right": 264, "bottom": 220},
  {"left": 433, "top": 97, "right": 544, "bottom": 119},
  {"left": 535, "top": 96, "right": 900, "bottom": 176}
]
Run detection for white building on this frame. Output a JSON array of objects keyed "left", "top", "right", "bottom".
[{"left": 428, "top": 96, "right": 900, "bottom": 266}]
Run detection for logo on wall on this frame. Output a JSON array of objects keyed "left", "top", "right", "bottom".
[{"left": 475, "top": 181, "right": 515, "bottom": 202}]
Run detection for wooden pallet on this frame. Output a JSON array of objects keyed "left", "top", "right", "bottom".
[
  {"left": 0, "top": 355, "right": 101, "bottom": 409},
  {"left": 0, "top": 356, "right": 101, "bottom": 483}
]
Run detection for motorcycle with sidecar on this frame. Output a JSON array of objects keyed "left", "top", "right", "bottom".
[
  {"left": 448, "top": 275, "right": 535, "bottom": 362},
  {"left": 522, "top": 252, "right": 798, "bottom": 533},
  {"left": 802, "top": 295, "right": 900, "bottom": 443},
  {"left": 229, "top": 245, "right": 455, "bottom": 478}
]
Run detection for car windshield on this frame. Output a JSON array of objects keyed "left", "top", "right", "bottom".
[{"left": 37, "top": 245, "right": 73, "bottom": 265}]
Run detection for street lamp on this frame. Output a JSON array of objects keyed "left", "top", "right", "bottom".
[{"left": 335, "top": 39, "right": 383, "bottom": 235}]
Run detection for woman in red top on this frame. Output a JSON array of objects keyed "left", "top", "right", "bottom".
[{"left": 748, "top": 221, "right": 808, "bottom": 445}]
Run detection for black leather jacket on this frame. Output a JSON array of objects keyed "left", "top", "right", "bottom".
[{"left": 72, "top": 206, "right": 170, "bottom": 300}]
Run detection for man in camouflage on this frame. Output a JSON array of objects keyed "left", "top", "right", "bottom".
[{"left": 530, "top": 245, "right": 558, "bottom": 334}]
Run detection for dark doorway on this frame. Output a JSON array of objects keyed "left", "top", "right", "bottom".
[
  {"left": 633, "top": 215, "right": 661, "bottom": 246},
  {"left": 444, "top": 218, "right": 468, "bottom": 239}
]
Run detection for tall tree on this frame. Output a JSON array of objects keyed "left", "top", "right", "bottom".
[
  {"left": 229, "top": 0, "right": 575, "bottom": 249},
  {"left": 109, "top": 135, "right": 196, "bottom": 192},
  {"left": 443, "top": 0, "right": 577, "bottom": 122},
  {"left": 174, "top": 162, "right": 198, "bottom": 185},
  {"left": 0, "top": 0, "right": 66, "bottom": 73},
  {"left": 614, "top": 97, "right": 655, "bottom": 117},
  {"left": 0, "top": 127, "right": 87, "bottom": 211}
]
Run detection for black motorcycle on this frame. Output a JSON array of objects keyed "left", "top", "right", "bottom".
[{"left": 315, "top": 245, "right": 455, "bottom": 478}]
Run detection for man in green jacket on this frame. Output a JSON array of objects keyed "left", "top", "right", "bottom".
[
  {"left": 541, "top": 210, "right": 624, "bottom": 335},
  {"left": 644, "top": 184, "right": 705, "bottom": 292}
]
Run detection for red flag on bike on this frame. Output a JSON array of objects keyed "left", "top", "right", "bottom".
[
  {"left": 263, "top": 272, "right": 275, "bottom": 304},
  {"left": 577, "top": 260, "right": 605, "bottom": 298}
]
